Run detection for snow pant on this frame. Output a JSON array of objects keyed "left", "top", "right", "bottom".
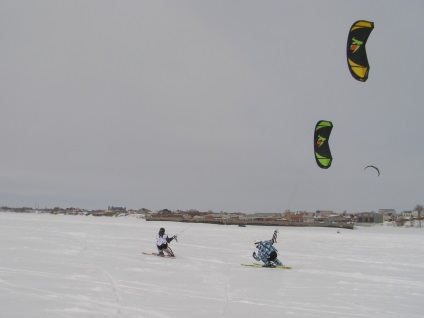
[
  {"left": 268, "top": 251, "right": 277, "bottom": 261},
  {"left": 259, "top": 251, "right": 283, "bottom": 266},
  {"left": 157, "top": 244, "right": 174, "bottom": 256},
  {"left": 157, "top": 243, "right": 168, "bottom": 251}
]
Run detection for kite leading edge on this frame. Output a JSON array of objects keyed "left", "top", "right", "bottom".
[{"left": 364, "top": 165, "right": 380, "bottom": 176}]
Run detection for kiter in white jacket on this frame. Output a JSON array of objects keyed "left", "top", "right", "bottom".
[{"left": 156, "top": 227, "right": 177, "bottom": 257}]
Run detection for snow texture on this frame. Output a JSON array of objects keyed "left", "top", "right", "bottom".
[{"left": 0, "top": 212, "right": 423, "bottom": 318}]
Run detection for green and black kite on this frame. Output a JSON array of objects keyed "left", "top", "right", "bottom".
[
  {"left": 346, "top": 20, "right": 374, "bottom": 82},
  {"left": 314, "top": 120, "right": 333, "bottom": 169}
]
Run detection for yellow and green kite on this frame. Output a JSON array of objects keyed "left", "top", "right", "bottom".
[{"left": 346, "top": 20, "right": 374, "bottom": 82}]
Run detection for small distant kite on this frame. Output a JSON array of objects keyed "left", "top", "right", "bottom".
[
  {"left": 364, "top": 165, "right": 380, "bottom": 176},
  {"left": 346, "top": 20, "right": 374, "bottom": 82},
  {"left": 314, "top": 120, "right": 333, "bottom": 169}
]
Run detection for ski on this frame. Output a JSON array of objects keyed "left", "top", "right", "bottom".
[
  {"left": 241, "top": 263, "right": 292, "bottom": 269},
  {"left": 142, "top": 252, "right": 176, "bottom": 258}
]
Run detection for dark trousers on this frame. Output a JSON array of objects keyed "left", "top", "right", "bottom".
[
  {"left": 267, "top": 251, "right": 277, "bottom": 261},
  {"left": 157, "top": 243, "right": 168, "bottom": 251}
]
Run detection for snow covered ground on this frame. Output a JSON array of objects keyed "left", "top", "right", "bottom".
[{"left": 0, "top": 212, "right": 423, "bottom": 318}]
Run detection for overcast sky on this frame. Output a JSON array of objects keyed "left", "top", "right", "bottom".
[{"left": 1, "top": 1, "right": 423, "bottom": 213}]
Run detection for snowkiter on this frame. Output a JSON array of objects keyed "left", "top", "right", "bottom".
[
  {"left": 252, "top": 230, "right": 283, "bottom": 267},
  {"left": 156, "top": 227, "right": 177, "bottom": 257}
]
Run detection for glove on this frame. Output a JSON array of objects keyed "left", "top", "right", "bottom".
[
  {"left": 252, "top": 252, "right": 257, "bottom": 259},
  {"left": 173, "top": 235, "right": 178, "bottom": 242}
]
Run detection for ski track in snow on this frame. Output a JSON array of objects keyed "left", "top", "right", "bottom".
[
  {"left": 99, "top": 269, "right": 123, "bottom": 318},
  {"left": 1, "top": 212, "right": 424, "bottom": 318}
]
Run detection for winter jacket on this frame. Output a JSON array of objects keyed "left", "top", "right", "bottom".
[
  {"left": 253, "top": 240, "right": 283, "bottom": 266},
  {"left": 156, "top": 234, "right": 174, "bottom": 248},
  {"left": 255, "top": 240, "right": 276, "bottom": 259}
]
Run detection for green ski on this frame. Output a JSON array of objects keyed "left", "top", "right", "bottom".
[{"left": 241, "top": 263, "right": 292, "bottom": 270}]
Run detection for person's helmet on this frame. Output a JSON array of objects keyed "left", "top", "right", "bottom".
[{"left": 159, "top": 228, "right": 165, "bottom": 235}]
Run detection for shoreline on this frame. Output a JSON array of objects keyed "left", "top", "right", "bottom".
[{"left": 145, "top": 215, "right": 355, "bottom": 229}]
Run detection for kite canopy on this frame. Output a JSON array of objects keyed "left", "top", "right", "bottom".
[
  {"left": 364, "top": 165, "right": 380, "bottom": 176},
  {"left": 314, "top": 120, "right": 333, "bottom": 169},
  {"left": 346, "top": 20, "right": 374, "bottom": 82}
]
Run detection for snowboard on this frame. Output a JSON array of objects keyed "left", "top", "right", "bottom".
[
  {"left": 142, "top": 252, "right": 176, "bottom": 258},
  {"left": 241, "top": 263, "right": 292, "bottom": 269}
]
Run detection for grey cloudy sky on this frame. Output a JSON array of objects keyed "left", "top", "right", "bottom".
[{"left": 1, "top": 1, "right": 423, "bottom": 213}]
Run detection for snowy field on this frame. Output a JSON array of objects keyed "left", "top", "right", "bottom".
[{"left": 0, "top": 212, "right": 423, "bottom": 318}]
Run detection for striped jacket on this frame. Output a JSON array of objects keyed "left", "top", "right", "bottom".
[
  {"left": 255, "top": 240, "right": 276, "bottom": 258},
  {"left": 253, "top": 239, "right": 282, "bottom": 266}
]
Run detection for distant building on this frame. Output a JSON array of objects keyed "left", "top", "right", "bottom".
[
  {"left": 315, "top": 210, "right": 334, "bottom": 218},
  {"left": 285, "top": 214, "right": 304, "bottom": 222},
  {"left": 252, "top": 212, "right": 283, "bottom": 218},
  {"left": 402, "top": 211, "right": 413, "bottom": 219},
  {"left": 158, "top": 209, "right": 172, "bottom": 214},
  {"left": 325, "top": 215, "right": 350, "bottom": 224},
  {"left": 379, "top": 209, "right": 397, "bottom": 221},
  {"left": 379, "top": 209, "right": 396, "bottom": 214},
  {"left": 302, "top": 214, "right": 315, "bottom": 223},
  {"left": 108, "top": 206, "right": 126, "bottom": 211},
  {"left": 357, "top": 212, "right": 383, "bottom": 223}
]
